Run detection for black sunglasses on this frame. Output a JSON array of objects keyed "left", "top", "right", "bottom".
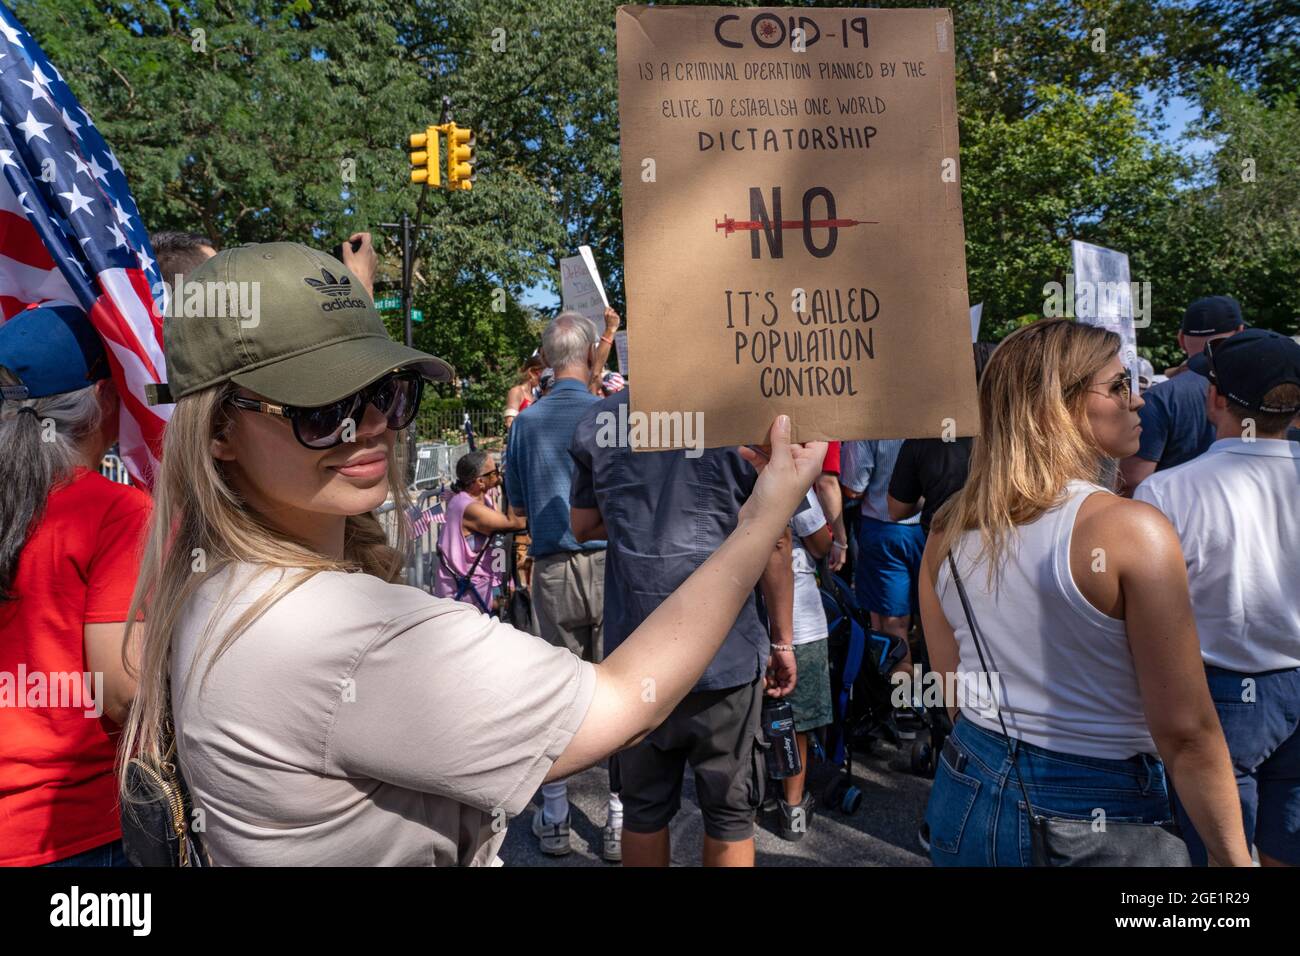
[{"left": 226, "top": 370, "right": 424, "bottom": 449}]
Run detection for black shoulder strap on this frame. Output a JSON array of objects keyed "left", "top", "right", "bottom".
[{"left": 946, "top": 551, "right": 1036, "bottom": 816}]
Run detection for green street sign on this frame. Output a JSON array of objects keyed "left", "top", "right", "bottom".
[
  {"left": 411, "top": 309, "right": 424, "bottom": 323},
  {"left": 375, "top": 295, "right": 401, "bottom": 310}
]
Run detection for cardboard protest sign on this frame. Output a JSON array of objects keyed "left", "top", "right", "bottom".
[
  {"left": 1071, "top": 240, "right": 1140, "bottom": 396},
  {"left": 614, "top": 330, "right": 629, "bottom": 375},
  {"left": 560, "top": 245, "right": 609, "bottom": 327},
  {"left": 616, "top": 5, "right": 977, "bottom": 447}
]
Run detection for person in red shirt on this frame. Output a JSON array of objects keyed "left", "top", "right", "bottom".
[
  {"left": 816, "top": 441, "right": 847, "bottom": 572},
  {"left": 0, "top": 305, "right": 150, "bottom": 867}
]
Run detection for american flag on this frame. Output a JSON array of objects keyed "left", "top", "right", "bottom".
[
  {"left": 406, "top": 502, "right": 446, "bottom": 539},
  {"left": 0, "top": 7, "right": 167, "bottom": 487}
]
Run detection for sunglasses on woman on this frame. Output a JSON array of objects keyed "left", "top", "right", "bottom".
[
  {"left": 1086, "top": 373, "right": 1134, "bottom": 407},
  {"left": 226, "top": 370, "right": 424, "bottom": 449}
]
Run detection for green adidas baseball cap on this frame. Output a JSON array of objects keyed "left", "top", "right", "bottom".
[{"left": 146, "top": 241, "right": 452, "bottom": 406}]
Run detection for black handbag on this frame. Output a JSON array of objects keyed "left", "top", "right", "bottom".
[
  {"left": 120, "top": 707, "right": 208, "bottom": 867},
  {"left": 946, "top": 553, "right": 1191, "bottom": 867}
]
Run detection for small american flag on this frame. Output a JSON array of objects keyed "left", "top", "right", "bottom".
[
  {"left": 406, "top": 503, "right": 446, "bottom": 539},
  {"left": 0, "top": 7, "right": 167, "bottom": 487}
]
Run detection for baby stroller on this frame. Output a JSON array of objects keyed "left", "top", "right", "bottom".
[{"left": 814, "top": 572, "right": 910, "bottom": 813}]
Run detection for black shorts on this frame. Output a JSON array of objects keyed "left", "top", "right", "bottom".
[{"left": 614, "top": 678, "right": 765, "bottom": 842}]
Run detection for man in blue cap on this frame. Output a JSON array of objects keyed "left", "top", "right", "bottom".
[
  {"left": 1135, "top": 329, "right": 1300, "bottom": 867},
  {"left": 1120, "top": 295, "right": 1247, "bottom": 493}
]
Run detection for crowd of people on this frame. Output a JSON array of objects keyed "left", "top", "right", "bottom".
[{"left": 0, "top": 231, "right": 1296, "bottom": 869}]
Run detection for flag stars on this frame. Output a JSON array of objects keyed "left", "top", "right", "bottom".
[
  {"left": 65, "top": 150, "right": 92, "bottom": 178},
  {"left": 0, "top": 149, "right": 16, "bottom": 170},
  {"left": 87, "top": 154, "right": 109, "bottom": 182},
  {"left": 58, "top": 182, "right": 95, "bottom": 217},
  {"left": 16, "top": 110, "right": 51, "bottom": 143},
  {"left": 108, "top": 223, "right": 128, "bottom": 248},
  {"left": 18, "top": 76, "right": 54, "bottom": 107},
  {"left": 60, "top": 108, "right": 81, "bottom": 135},
  {"left": 137, "top": 248, "right": 155, "bottom": 274},
  {"left": 112, "top": 199, "right": 131, "bottom": 226},
  {"left": 0, "top": 21, "right": 25, "bottom": 46}
]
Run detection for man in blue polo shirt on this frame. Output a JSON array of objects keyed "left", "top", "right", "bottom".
[
  {"left": 1135, "top": 330, "right": 1300, "bottom": 866},
  {"left": 1121, "top": 295, "right": 1247, "bottom": 493},
  {"left": 504, "top": 311, "right": 618, "bottom": 860}
]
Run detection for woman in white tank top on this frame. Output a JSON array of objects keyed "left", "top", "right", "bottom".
[{"left": 919, "top": 319, "right": 1251, "bottom": 867}]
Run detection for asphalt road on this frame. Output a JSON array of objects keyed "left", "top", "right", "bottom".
[{"left": 500, "top": 738, "right": 934, "bottom": 867}]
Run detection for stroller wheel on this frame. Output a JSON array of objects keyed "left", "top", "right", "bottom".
[
  {"left": 841, "top": 785, "right": 863, "bottom": 814},
  {"left": 910, "top": 738, "right": 935, "bottom": 777},
  {"left": 823, "top": 777, "right": 848, "bottom": 809}
]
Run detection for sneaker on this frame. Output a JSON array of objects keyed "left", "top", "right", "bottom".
[
  {"left": 531, "top": 807, "right": 572, "bottom": 857},
  {"left": 778, "top": 793, "right": 815, "bottom": 842},
  {"left": 762, "top": 792, "right": 779, "bottom": 814},
  {"left": 917, "top": 821, "right": 931, "bottom": 853},
  {"left": 601, "top": 824, "right": 622, "bottom": 863}
]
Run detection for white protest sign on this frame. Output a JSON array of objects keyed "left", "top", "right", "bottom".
[
  {"left": 1071, "top": 240, "right": 1140, "bottom": 396},
  {"left": 560, "top": 245, "right": 609, "bottom": 327},
  {"left": 614, "top": 330, "right": 628, "bottom": 376},
  {"left": 970, "top": 302, "right": 983, "bottom": 343}
]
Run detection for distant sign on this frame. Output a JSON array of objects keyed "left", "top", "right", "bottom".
[
  {"left": 375, "top": 294, "right": 401, "bottom": 310},
  {"left": 560, "top": 245, "right": 609, "bottom": 326},
  {"left": 1071, "top": 240, "right": 1139, "bottom": 395},
  {"left": 614, "top": 330, "right": 629, "bottom": 375}
]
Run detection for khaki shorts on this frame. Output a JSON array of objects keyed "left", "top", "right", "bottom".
[
  {"left": 532, "top": 550, "right": 605, "bottom": 662},
  {"left": 614, "top": 678, "right": 765, "bottom": 842}
]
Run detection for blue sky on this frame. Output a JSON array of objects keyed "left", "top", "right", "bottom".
[{"left": 521, "top": 88, "right": 1211, "bottom": 313}]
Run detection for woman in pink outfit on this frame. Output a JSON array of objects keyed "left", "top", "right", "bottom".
[{"left": 433, "top": 451, "right": 524, "bottom": 609}]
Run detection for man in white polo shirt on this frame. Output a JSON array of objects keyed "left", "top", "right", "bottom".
[{"left": 1135, "top": 329, "right": 1300, "bottom": 867}]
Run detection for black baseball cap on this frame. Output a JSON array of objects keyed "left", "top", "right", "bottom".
[
  {"left": 146, "top": 242, "right": 452, "bottom": 406},
  {"left": 1181, "top": 296, "right": 1246, "bottom": 337},
  {"left": 1188, "top": 329, "right": 1300, "bottom": 414}
]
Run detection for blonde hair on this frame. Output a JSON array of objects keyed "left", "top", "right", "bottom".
[
  {"left": 117, "top": 381, "right": 410, "bottom": 788},
  {"left": 931, "top": 318, "right": 1121, "bottom": 582}
]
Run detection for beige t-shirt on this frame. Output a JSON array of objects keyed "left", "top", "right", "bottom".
[{"left": 171, "top": 561, "right": 596, "bottom": 866}]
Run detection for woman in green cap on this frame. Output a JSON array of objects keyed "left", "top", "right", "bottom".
[{"left": 120, "top": 242, "right": 823, "bottom": 865}]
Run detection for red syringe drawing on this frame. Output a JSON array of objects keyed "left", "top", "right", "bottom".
[{"left": 714, "top": 214, "right": 878, "bottom": 237}]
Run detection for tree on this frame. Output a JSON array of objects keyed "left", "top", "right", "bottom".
[{"left": 18, "top": 0, "right": 1296, "bottom": 402}]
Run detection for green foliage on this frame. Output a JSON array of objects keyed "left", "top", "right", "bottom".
[
  {"left": 1158, "top": 70, "right": 1300, "bottom": 332},
  {"left": 15, "top": 0, "right": 1298, "bottom": 404}
]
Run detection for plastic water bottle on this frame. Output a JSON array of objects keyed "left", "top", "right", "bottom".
[{"left": 762, "top": 696, "right": 801, "bottom": 779}]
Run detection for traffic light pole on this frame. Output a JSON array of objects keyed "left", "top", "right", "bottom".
[{"left": 401, "top": 212, "right": 412, "bottom": 348}]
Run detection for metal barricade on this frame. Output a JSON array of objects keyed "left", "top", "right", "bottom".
[
  {"left": 99, "top": 453, "right": 132, "bottom": 485},
  {"left": 377, "top": 485, "right": 449, "bottom": 592},
  {"left": 413, "top": 442, "right": 471, "bottom": 490}
]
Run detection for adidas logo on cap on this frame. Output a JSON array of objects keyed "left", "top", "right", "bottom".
[{"left": 305, "top": 268, "right": 368, "bottom": 311}]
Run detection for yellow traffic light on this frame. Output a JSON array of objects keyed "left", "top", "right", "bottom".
[
  {"left": 409, "top": 126, "right": 440, "bottom": 187},
  {"left": 446, "top": 122, "right": 475, "bottom": 191}
]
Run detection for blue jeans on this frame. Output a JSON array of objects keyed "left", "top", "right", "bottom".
[
  {"left": 926, "top": 716, "right": 1174, "bottom": 866},
  {"left": 42, "top": 839, "right": 130, "bottom": 867},
  {"left": 1173, "top": 665, "right": 1300, "bottom": 865}
]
